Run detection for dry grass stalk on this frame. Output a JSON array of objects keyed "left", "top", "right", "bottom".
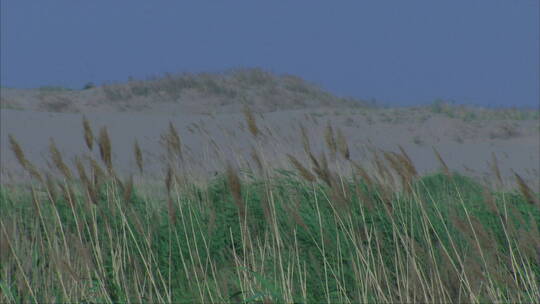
[
  {"left": 514, "top": 173, "right": 539, "bottom": 207},
  {"left": 481, "top": 186, "right": 499, "bottom": 215},
  {"left": 82, "top": 115, "right": 94, "bottom": 151},
  {"left": 43, "top": 172, "right": 58, "bottom": 204},
  {"left": 260, "top": 189, "right": 273, "bottom": 225},
  {"left": 165, "top": 165, "right": 174, "bottom": 194},
  {"left": 351, "top": 160, "right": 374, "bottom": 188},
  {"left": 372, "top": 150, "right": 394, "bottom": 187},
  {"left": 167, "top": 195, "right": 177, "bottom": 224},
  {"left": 335, "top": 127, "right": 350, "bottom": 160},
  {"left": 226, "top": 162, "right": 246, "bottom": 219},
  {"left": 75, "top": 157, "right": 90, "bottom": 187},
  {"left": 133, "top": 139, "right": 144, "bottom": 175},
  {"left": 432, "top": 147, "right": 451, "bottom": 178},
  {"left": 74, "top": 157, "right": 98, "bottom": 205},
  {"left": 250, "top": 145, "right": 264, "bottom": 174},
  {"left": 491, "top": 152, "right": 503, "bottom": 188},
  {"left": 398, "top": 145, "right": 418, "bottom": 177},
  {"left": 162, "top": 121, "right": 183, "bottom": 161},
  {"left": 287, "top": 154, "right": 316, "bottom": 182},
  {"left": 312, "top": 153, "right": 333, "bottom": 187},
  {"left": 123, "top": 175, "right": 133, "bottom": 203},
  {"left": 383, "top": 152, "right": 412, "bottom": 193},
  {"left": 58, "top": 181, "right": 76, "bottom": 208},
  {"left": 242, "top": 105, "right": 260, "bottom": 138},
  {"left": 354, "top": 177, "right": 375, "bottom": 211},
  {"left": 299, "top": 123, "right": 312, "bottom": 154},
  {"left": 8, "top": 134, "right": 43, "bottom": 182},
  {"left": 324, "top": 122, "right": 337, "bottom": 159},
  {"left": 283, "top": 198, "right": 308, "bottom": 230},
  {"left": 98, "top": 126, "right": 113, "bottom": 173},
  {"left": 89, "top": 157, "right": 105, "bottom": 193},
  {"left": 49, "top": 138, "right": 73, "bottom": 181}
]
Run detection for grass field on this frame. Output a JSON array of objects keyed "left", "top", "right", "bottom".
[{"left": 1, "top": 108, "right": 539, "bottom": 303}]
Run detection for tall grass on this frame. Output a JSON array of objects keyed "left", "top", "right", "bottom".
[{"left": 1, "top": 112, "right": 539, "bottom": 303}]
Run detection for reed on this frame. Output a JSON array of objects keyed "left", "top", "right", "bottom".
[
  {"left": 134, "top": 139, "right": 144, "bottom": 175},
  {"left": 432, "top": 146, "right": 451, "bottom": 178},
  {"left": 335, "top": 127, "right": 350, "bottom": 160},
  {"left": 49, "top": 138, "right": 73, "bottom": 181},
  {"left": 2, "top": 105, "right": 539, "bottom": 303},
  {"left": 226, "top": 162, "right": 246, "bottom": 220},
  {"left": 82, "top": 115, "right": 94, "bottom": 151},
  {"left": 324, "top": 121, "right": 337, "bottom": 159},
  {"left": 8, "top": 134, "right": 43, "bottom": 182},
  {"left": 242, "top": 105, "right": 260, "bottom": 138},
  {"left": 98, "top": 126, "right": 113, "bottom": 173},
  {"left": 514, "top": 172, "right": 539, "bottom": 206},
  {"left": 287, "top": 153, "right": 316, "bottom": 182}
]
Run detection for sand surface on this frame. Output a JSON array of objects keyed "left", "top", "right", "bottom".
[{"left": 1, "top": 77, "right": 539, "bottom": 192}]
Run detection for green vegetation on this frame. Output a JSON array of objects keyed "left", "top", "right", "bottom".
[{"left": 1, "top": 108, "right": 539, "bottom": 303}]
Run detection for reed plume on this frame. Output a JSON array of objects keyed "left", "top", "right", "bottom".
[
  {"left": 287, "top": 154, "right": 316, "bottom": 182},
  {"left": 82, "top": 115, "right": 94, "bottom": 151},
  {"left": 491, "top": 152, "right": 503, "bottom": 188},
  {"left": 250, "top": 145, "right": 263, "bottom": 174},
  {"left": 324, "top": 122, "right": 337, "bottom": 159},
  {"left": 98, "top": 126, "right": 113, "bottom": 173},
  {"left": 432, "top": 146, "right": 451, "bottom": 178},
  {"left": 162, "top": 121, "right": 183, "bottom": 161},
  {"left": 514, "top": 173, "right": 539, "bottom": 207},
  {"left": 8, "top": 134, "right": 43, "bottom": 182},
  {"left": 398, "top": 145, "right": 417, "bottom": 177},
  {"left": 336, "top": 127, "right": 350, "bottom": 160},
  {"left": 242, "top": 105, "right": 260, "bottom": 138},
  {"left": 123, "top": 174, "right": 133, "bottom": 203},
  {"left": 299, "top": 123, "right": 312, "bottom": 155},
  {"left": 226, "top": 162, "right": 246, "bottom": 219},
  {"left": 133, "top": 139, "right": 144, "bottom": 174},
  {"left": 49, "top": 138, "right": 72, "bottom": 181}
]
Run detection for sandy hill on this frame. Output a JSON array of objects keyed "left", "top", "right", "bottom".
[{"left": 1, "top": 68, "right": 378, "bottom": 115}]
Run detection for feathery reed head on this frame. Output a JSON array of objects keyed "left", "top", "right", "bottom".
[
  {"left": 324, "top": 121, "right": 337, "bottom": 158},
  {"left": 432, "top": 146, "right": 451, "bottom": 178},
  {"left": 133, "top": 139, "right": 144, "bottom": 175},
  {"left": 8, "top": 134, "right": 43, "bottom": 182},
  {"left": 98, "top": 126, "right": 113, "bottom": 173},
  {"left": 161, "top": 121, "right": 183, "bottom": 161},
  {"left": 336, "top": 127, "right": 350, "bottom": 160},
  {"left": 82, "top": 115, "right": 94, "bottom": 151},
  {"left": 9, "top": 134, "right": 29, "bottom": 170},
  {"left": 299, "top": 122, "right": 312, "bottom": 155},
  {"left": 242, "top": 105, "right": 260, "bottom": 138},
  {"left": 226, "top": 162, "right": 246, "bottom": 219},
  {"left": 287, "top": 154, "right": 316, "bottom": 182},
  {"left": 514, "top": 173, "right": 539, "bottom": 207},
  {"left": 49, "top": 138, "right": 72, "bottom": 181}
]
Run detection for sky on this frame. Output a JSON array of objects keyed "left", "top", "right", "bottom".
[{"left": 1, "top": 0, "right": 538, "bottom": 108}]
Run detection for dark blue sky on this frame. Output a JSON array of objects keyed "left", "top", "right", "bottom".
[{"left": 1, "top": 0, "right": 538, "bottom": 108}]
